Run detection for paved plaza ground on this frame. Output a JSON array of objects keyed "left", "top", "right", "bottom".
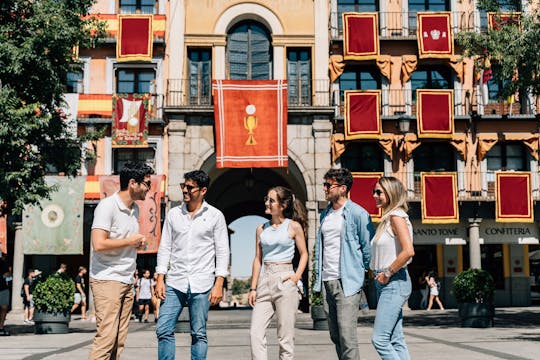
[{"left": 1, "top": 307, "right": 539, "bottom": 359}]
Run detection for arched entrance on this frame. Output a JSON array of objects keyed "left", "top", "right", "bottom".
[{"left": 201, "top": 155, "right": 310, "bottom": 311}]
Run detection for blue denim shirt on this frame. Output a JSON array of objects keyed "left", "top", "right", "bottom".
[{"left": 313, "top": 200, "right": 374, "bottom": 297}]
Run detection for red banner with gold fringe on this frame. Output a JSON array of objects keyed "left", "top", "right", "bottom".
[
  {"left": 350, "top": 172, "right": 383, "bottom": 221},
  {"left": 496, "top": 172, "right": 533, "bottom": 223},
  {"left": 421, "top": 173, "right": 459, "bottom": 224},
  {"left": 343, "top": 12, "right": 379, "bottom": 61},
  {"left": 0, "top": 215, "right": 6, "bottom": 254},
  {"left": 212, "top": 80, "right": 288, "bottom": 168},
  {"left": 112, "top": 94, "right": 150, "bottom": 147},
  {"left": 97, "top": 175, "right": 165, "bottom": 253},
  {"left": 417, "top": 89, "right": 454, "bottom": 138},
  {"left": 117, "top": 15, "right": 153, "bottom": 62},
  {"left": 488, "top": 12, "right": 521, "bottom": 31},
  {"left": 344, "top": 90, "right": 381, "bottom": 140},
  {"left": 417, "top": 12, "right": 453, "bottom": 59}
]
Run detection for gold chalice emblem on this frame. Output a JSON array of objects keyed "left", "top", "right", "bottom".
[{"left": 244, "top": 104, "right": 257, "bottom": 145}]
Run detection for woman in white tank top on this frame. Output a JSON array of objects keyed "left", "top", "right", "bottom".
[
  {"left": 370, "top": 177, "right": 415, "bottom": 360},
  {"left": 248, "top": 186, "right": 308, "bottom": 360}
]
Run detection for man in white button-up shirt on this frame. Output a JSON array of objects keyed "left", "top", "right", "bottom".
[{"left": 155, "top": 170, "right": 229, "bottom": 360}]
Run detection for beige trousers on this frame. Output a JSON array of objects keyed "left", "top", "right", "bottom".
[
  {"left": 250, "top": 263, "right": 299, "bottom": 360},
  {"left": 88, "top": 279, "right": 134, "bottom": 360}
]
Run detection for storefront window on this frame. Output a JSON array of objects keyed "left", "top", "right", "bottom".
[{"left": 462, "top": 244, "right": 505, "bottom": 290}]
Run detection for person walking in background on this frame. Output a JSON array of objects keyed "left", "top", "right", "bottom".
[
  {"left": 370, "top": 177, "right": 415, "bottom": 360},
  {"left": 155, "top": 170, "right": 229, "bottom": 360},
  {"left": 132, "top": 269, "right": 140, "bottom": 321},
  {"left": 313, "top": 168, "right": 374, "bottom": 360},
  {"left": 151, "top": 272, "right": 160, "bottom": 322},
  {"left": 248, "top": 186, "right": 308, "bottom": 360},
  {"left": 136, "top": 269, "right": 153, "bottom": 323},
  {"left": 426, "top": 271, "right": 445, "bottom": 310},
  {"left": 418, "top": 271, "right": 429, "bottom": 310},
  {"left": 57, "top": 263, "right": 67, "bottom": 274},
  {"left": 71, "top": 266, "right": 88, "bottom": 320},
  {"left": 88, "top": 161, "right": 154, "bottom": 360},
  {"left": 22, "top": 269, "right": 41, "bottom": 325},
  {"left": 0, "top": 253, "right": 10, "bottom": 336}
]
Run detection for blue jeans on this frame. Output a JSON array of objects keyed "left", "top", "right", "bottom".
[
  {"left": 372, "top": 268, "right": 412, "bottom": 360},
  {"left": 156, "top": 285, "right": 211, "bottom": 360}
]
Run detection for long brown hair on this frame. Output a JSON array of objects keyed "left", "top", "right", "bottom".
[{"left": 270, "top": 186, "right": 308, "bottom": 237}]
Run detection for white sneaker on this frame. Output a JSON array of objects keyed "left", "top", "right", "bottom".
[{"left": 24, "top": 320, "right": 34, "bottom": 325}]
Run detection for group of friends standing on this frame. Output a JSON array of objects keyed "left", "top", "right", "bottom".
[{"left": 87, "top": 162, "right": 415, "bottom": 360}]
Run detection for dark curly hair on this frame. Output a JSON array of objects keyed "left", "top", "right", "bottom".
[
  {"left": 324, "top": 168, "right": 353, "bottom": 193},
  {"left": 184, "top": 170, "right": 210, "bottom": 189},
  {"left": 119, "top": 161, "right": 154, "bottom": 190}
]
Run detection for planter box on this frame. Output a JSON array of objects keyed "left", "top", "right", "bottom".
[
  {"left": 458, "top": 303, "right": 494, "bottom": 328},
  {"left": 310, "top": 305, "right": 328, "bottom": 331},
  {"left": 34, "top": 311, "right": 71, "bottom": 334}
]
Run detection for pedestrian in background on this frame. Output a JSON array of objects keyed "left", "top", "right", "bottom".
[
  {"left": 426, "top": 271, "right": 445, "bottom": 310},
  {"left": 136, "top": 269, "right": 153, "bottom": 323},
  {"left": 88, "top": 161, "right": 153, "bottom": 359},
  {"left": 155, "top": 170, "right": 229, "bottom": 360},
  {"left": 248, "top": 186, "right": 308, "bottom": 360},
  {"left": 151, "top": 272, "right": 160, "bottom": 322},
  {"left": 313, "top": 168, "right": 374, "bottom": 360},
  {"left": 71, "top": 266, "right": 88, "bottom": 320},
  {"left": 0, "top": 253, "right": 10, "bottom": 336},
  {"left": 418, "top": 271, "right": 429, "bottom": 310},
  {"left": 22, "top": 269, "right": 41, "bottom": 325},
  {"left": 371, "top": 176, "right": 415, "bottom": 360}
]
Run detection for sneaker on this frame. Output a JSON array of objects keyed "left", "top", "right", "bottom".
[
  {"left": 24, "top": 320, "right": 34, "bottom": 325},
  {"left": 0, "top": 328, "right": 10, "bottom": 336}
]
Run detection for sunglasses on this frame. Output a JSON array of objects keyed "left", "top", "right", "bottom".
[
  {"left": 323, "top": 182, "right": 341, "bottom": 189},
  {"left": 180, "top": 183, "right": 200, "bottom": 193},
  {"left": 140, "top": 180, "right": 151, "bottom": 189},
  {"left": 372, "top": 189, "right": 384, "bottom": 196},
  {"left": 264, "top": 196, "right": 277, "bottom": 204}
]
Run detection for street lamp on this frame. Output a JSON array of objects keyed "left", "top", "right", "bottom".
[{"left": 394, "top": 111, "right": 411, "bottom": 146}]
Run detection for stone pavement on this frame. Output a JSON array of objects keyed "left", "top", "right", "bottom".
[{"left": 1, "top": 307, "right": 539, "bottom": 359}]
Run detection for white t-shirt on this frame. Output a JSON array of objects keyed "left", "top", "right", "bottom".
[
  {"left": 321, "top": 205, "right": 344, "bottom": 281},
  {"left": 137, "top": 277, "right": 152, "bottom": 299},
  {"left": 370, "top": 209, "right": 413, "bottom": 271},
  {"left": 90, "top": 192, "right": 139, "bottom": 284}
]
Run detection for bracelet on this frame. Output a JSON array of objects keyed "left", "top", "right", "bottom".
[
  {"left": 384, "top": 267, "right": 395, "bottom": 278},
  {"left": 249, "top": 288, "right": 257, "bottom": 292}
]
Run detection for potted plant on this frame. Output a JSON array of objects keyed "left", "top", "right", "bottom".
[
  {"left": 451, "top": 268, "right": 495, "bottom": 328},
  {"left": 33, "top": 272, "right": 75, "bottom": 334},
  {"left": 309, "top": 250, "right": 328, "bottom": 330}
]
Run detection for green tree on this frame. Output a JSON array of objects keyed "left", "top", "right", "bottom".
[
  {"left": 456, "top": 1, "right": 540, "bottom": 99},
  {"left": 0, "top": 0, "right": 105, "bottom": 216},
  {"left": 231, "top": 278, "right": 251, "bottom": 296}
]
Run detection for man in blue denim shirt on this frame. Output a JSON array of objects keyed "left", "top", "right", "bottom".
[{"left": 313, "top": 168, "right": 374, "bottom": 360}]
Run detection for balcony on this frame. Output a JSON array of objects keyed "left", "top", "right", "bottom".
[
  {"left": 330, "top": 11, "right": 476, "bottom": 39},
  {"left": 75, "top": 93, "right": 164, "bottom": 122},
  {"left": 166, "top": 79, "right": 331, "bottom": 108}
]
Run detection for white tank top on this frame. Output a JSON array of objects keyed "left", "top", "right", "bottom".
[{"left": 370, "top": 209, "right": 413, "bottom": 270}]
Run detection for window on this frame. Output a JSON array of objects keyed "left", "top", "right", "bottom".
[
  {"left": 410, "top": 65, "right": 452, "bottom": 101},
  {"left": 227, "top": 21, "right": 272, "bottom": 80},
  {"left": 339, "top": 65, "right": 381, "bottom": 101},
  {"left": 116, "top": 69, "right": 155, "bottom": 94},
  {"left": 479, "top": 1, "right": 521, "bottom": 30},
  {"left": 337, "top": 0, "right": 379, "bottom": 32},
  {"left": 408, "top": 0, "right": 449, "bottom": 34},
  {"left": 486, "top": 143, "right": 528, "bottom": 172},
  {"left": 188, "top": 48, "right": 212, "bottom": 105},
  {"left": 113, "top": 147, "right": 155, "bottom": 174},
  {"left": 287, "top": 48, "right": 311, "bottom": 106},
  {"left": 340, "top": 142, "right": 384, "bottom": 172},
  {"left": 485, "top": 66, "right": 512, "bottom": 103},
  {"left": 66, "top": 70, "right": 83, "bottom": 93},
  {"left": 413, "top": 142, "right": 456, "bottom": 193},
  {"left": 119, "top": 0, "right": 156, "bottom": 14}
]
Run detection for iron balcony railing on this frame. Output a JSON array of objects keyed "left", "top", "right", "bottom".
[
  {"left": 166, "top": 79, "right": 331, "bottom": 108},
  {"left": 330, "top": 11, "right": 477, "bottom": 39}
]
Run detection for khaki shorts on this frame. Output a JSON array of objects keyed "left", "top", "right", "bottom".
[{"left": 74, "top": 293, "right": 86, "bottom": 304}]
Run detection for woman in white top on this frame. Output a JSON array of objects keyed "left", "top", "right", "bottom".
[
  {"left": 248, "top": 186, "right": 308, "bottom": 360},
  {"left": 370, "top": 177, "right": 415, "bottom": 360}
]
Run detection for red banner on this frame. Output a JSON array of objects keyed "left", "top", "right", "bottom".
[
  {"left": 488, "top": 12, "right": 521, "bottom": 31},
  {"left": 417, "top": 12, "right": 453, "bottom": 59},
  {"left": 343, "top": 12, "right": 379, "bottom": 60},
  {"left": 212, "top": 80, "right": 288, "bottom": 168},
  {"left": 496, "top": 172, "right": 533, "bottom": 223},
  {"left": 350, "top": 173, "right": 383, "bottom": 221},
  {"left": 344, "top": 90, "right": 381, "bottom": 140},
  {"left": 98, "top": 175, "right": 165, "bottom": 253},
  {"left": 421, "top": 173, "right": 459, "bottom": 224},
  {"left": 117, "top": 15, "right": 153, "bottom": 62},
  {"left": 0, "top": 216, "right": 6, "bottom": 254},
  {"left": 417, "top": 89, "right": 454, "bottom": 138},
  {"left": 112, "top": 94, "right": 150, "bottom": 147}
]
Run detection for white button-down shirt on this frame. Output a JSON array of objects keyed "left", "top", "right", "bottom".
[{"left": 156, "top": 201, "right": 229, "bottom": 293}]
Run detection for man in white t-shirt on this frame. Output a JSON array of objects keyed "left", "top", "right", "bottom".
[
  {"left": 88, "top": 161, "right": 154, "bottom": 360},
  {"left": 155, "top": 170, "right": 229, "bottom": 360}
]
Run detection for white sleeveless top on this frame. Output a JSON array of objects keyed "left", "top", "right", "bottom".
[{"left": 370, "top": 209, "right": 413, "bottom": 270}]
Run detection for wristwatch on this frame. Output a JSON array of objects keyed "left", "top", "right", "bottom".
[
  {"left": 249, "top": 288, "right": 257, "bottom": 292},
  {"left": 383, "top": 267, "right": 395, "bottom": 278}
]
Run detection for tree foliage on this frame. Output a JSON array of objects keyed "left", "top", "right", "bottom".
[
  {"left": 231, "top": 277, "right": 251, "bottom": 296},
  {"left": 0, "top": 0, "right": 105, "bottom": 215},
  {"left": 456, "top": 1, "right": 540, "bottom": 98}
]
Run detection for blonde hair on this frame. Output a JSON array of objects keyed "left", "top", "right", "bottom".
[{"left": 373, "top": 177, "right": 408, "bottom": 241}]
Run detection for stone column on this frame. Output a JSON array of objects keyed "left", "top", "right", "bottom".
[
  {"left": 11, "top": 222, "right": 23, "bottom": 311},
  {"left": 167, "top": 119, "right": 187, "bottom": 203},
  {"left": 468, "top": 218, "right": 482, "bottom": 269}
]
